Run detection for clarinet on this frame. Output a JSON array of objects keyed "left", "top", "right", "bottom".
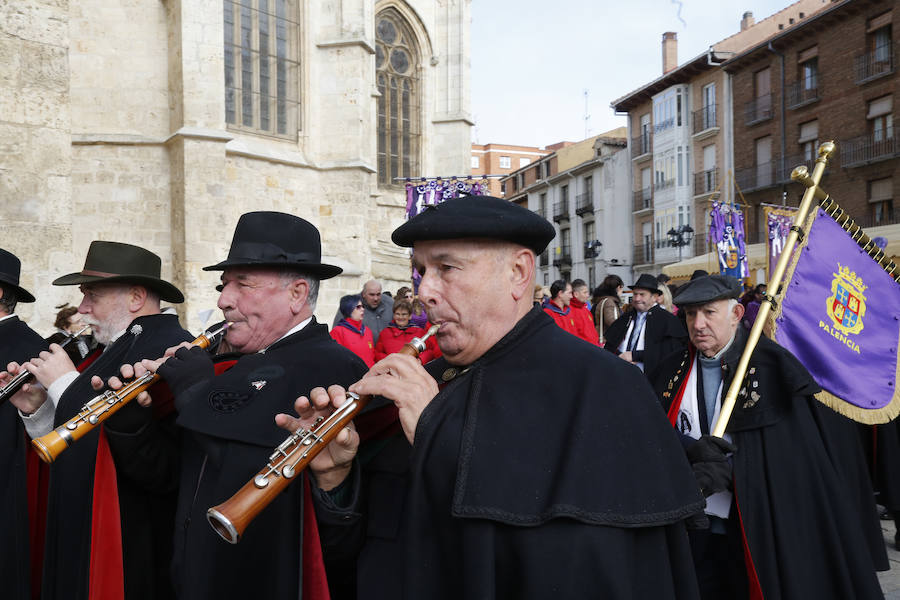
[
  {"left": 31, "top": 322, "right": 230, "bottom": 464},
  {"left": 206, "top": 324, "right": 438, "bottom": 544},
  {"left": 0, "top": 325, "right": 91, "bottom": 405}
]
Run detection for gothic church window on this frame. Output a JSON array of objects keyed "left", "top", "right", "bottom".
[
  {"left": 224, "top": 0, "right": 300, "bottom": 138},
  {"left": 376, "top": 9, "right": 420, "bottom": 185}
]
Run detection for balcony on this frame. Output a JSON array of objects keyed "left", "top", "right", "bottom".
[
  {"left": 841, "top": 128, "right": 900, "bottom": 167},
  {"left": 692, "top": 104, "right": 718, "bottom": 135},
  {"left": 631, "top": 132, "right": 652, "bottom": 159},
  {"left": 633, "top": 187, "right": 652, "bottom": 213},
  {"left": 735, "top": 161, "right": 778, "bottom": 193},
  {"left": 575, "top": 192, "right": 594, "bottom": 215},
  {"left": 744, "top": 94, "right": 773, "bottom": 126},
  {"left": 855, "top": 42, "right": 894, "bottom": 84},
  {"left": 633, "top": 243, "right": 654, "bottom": 266},
  {"left": 539, "top": 249, "right": 549, "bottom": 266},
  {"left": 552, "top": 200, "right": 569, "bottom": 223},
  {"left": 694, "top": 168, "right": 718, "bottom": 196},
  {"left": 552, "top": 245, "right": 572, "bottom": 268},
  {"left": 786, "top": 79, "right": 820, "bottom": 109}
]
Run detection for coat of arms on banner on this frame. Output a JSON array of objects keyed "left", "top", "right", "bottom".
[{"left": 826, "top": 265, "right": 867, "bottom": 336}]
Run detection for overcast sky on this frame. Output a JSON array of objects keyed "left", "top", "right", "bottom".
[{"left": 470, "top": 0, "right": 804, "bottom": 148}]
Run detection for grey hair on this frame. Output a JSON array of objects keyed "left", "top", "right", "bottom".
[{"left": 280, "top": 270, "right": 319, "bottom": 310}]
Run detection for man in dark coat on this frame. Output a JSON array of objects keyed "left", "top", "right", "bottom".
[
  {"left": 289, "top": 196, "right": 706, "bottom": 599},
  {"left": 4, "top": 241, "right": 192, "bottom": 600},
  {"left": 649, "top": 274, "right": 884, "bottom": 599},
  {"left": 333, "top": 279, "right": 395, "bottom": 339},
  {"left": 604, "top": 273, "right": 686, "bottom": 374},
  {"left": 121, "top": 212, "right": 368, "bottom": 600},
  {"left": 0, "top": 249, "right": 49, "bottom": 600}
]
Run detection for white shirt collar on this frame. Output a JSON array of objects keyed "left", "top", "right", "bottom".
[{"left": 0, "top": 314, "right": 16, "bottom": 325}]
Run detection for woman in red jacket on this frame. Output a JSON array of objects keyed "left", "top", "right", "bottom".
[
  {"left": 331, "top": 294, "right": 375, "bottom": 366},
  {"left": 374, "top": 300, "right": 439, "bottom": 363}
]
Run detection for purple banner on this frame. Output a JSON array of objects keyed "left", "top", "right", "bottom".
[
  {"left": 405, "top": 178, "right": 487, "bottom": 219},
  {"left": 764, "top": 205, "right": 797, "bottom": 279},
  {"left": 709, "top": 201, "right": 748, "bottom": 278},
  {"left": 773, "top": 207, "right": 900, "bottom": 417}
]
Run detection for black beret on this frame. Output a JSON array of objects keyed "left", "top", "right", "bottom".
[
  {"left": 673, "top": 275, "right": 743, "bottom": 306},
  {"left": 391, "top": 196, "right": 556, "bottom": 254}
]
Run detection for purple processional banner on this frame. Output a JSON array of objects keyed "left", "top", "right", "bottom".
[
  {"left": 770, "top": 207, "right": 900, "bottom": 423},
  {"left": 764, "top": 205, "right": 798, "bottom": 279},
  {"left": 405, "top": 178, "right": 487, "bottom": 220},
  {"left": 709, "top": 201, "right": 748, "bottom": 278}
]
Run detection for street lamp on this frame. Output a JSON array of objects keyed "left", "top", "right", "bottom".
[{"left": 667, "top": 225, "right": 694, "bottom": 261}]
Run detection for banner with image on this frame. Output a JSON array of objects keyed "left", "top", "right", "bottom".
[
  {"left": 709, "top": 201, "right": 748, "bottom": 278},
  {"left": 764, "top": 205, "right": 798, "bottom": 279},
  {"left": 405, "top": 178, "right": 488, "bottom": 219}
]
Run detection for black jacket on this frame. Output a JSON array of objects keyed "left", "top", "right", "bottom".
[
  {"left": 0, "top": 316, "right": 49, "bottom": 600},
  {"left": 604, "top": 304, "right": 686, "bottom": 374},
  {"left": 650, "top": 330, "right": 884, "bottom": 599}
]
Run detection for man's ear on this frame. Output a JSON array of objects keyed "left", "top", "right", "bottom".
[
  {"left": 128, "top": 285, "right": 149, "bottom": 312},
  {"left": 288, "top": 278, "right": 310, "bottom": 314},
  {"left": 508, "top": 248, "right": 535, "bottom": 302}
]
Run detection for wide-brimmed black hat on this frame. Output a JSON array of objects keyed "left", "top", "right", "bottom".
[
  {"left": 673, "top": 274, "right": 742, "bottom": 306},
  {"left": 0, "top": 248, "right": 35, "bottom": 303},
  {"left": 203, "top": 211, "right": 342, "bottom": 279},
  {"left": 53, "top": 241, "right": 184, "bottom": 303},
  {"left": 391, "top": 195, "right": 556, "bottom": 254},
  {"left": 628, "top": 273, "right": 661, "bottom": 295}
]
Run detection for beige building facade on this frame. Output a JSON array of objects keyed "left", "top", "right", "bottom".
[{"left": 2, "top": 0, "right": 472, "bottom": 335}]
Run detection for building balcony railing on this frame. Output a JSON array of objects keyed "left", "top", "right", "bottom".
[
  {"left": 786, "top": 79, "right": 820, "bottom": 109},
  {"left": 552, "top": 246, "right": 572, "bottom": 267},
  {"left": 633, "top": 243, "right": 654, "bottom": 266},
  {"left": 745, "top": 94, "right": 773, "bottom": 126},
  {"left": 539, "top": 249, "right": 549, "bottom": 266},
  {"left": 655, "top": 177, "right": 676, "bottom": 191},
  {"left": 575, "top": 192, "right": 594, "bottom": 215},
  {"left": 841, "top": 128, "right": 900, "bottom": 167},
  {"left": 631, "top": 132, "right": 652, "bottom": 158},
  {"left": 734, "top": 154, "right": 815, "bottom": 193},
  {"left": 692, "top": 104, "right": 718, "bottom": 134},
  {"left": 552, "top": 200, "right": 569, "bottom": 222},
  {"left": 694, "top": 168, "right": 718, "bottom": 196},
  {"left": 855, "top": 42, "right": 894, "bottom": 84},
  {"left": 633, "top": 188, "right": 652, "bottom": 212}
]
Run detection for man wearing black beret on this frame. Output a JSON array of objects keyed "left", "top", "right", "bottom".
[
  {"left": 603, "top": 273, "right": 687, "bottom": 374},
  {"left": 287, "top": 196, "right": 706, "bottom": 599},
  {"left": 648, "top": 274, "right": 883, "bottom": 599},
  {"left": 3, "top": 241, "right": 193, "bottom": 600},
  {"left": 0, "top": 249, "right": 49, "bottom": 600}
]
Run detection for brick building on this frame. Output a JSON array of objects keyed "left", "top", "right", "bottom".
[
  {"left": 726, "top": 0, "right": 899, "bottom": 243},
  {"left": 471, "top": 143, "right": 552, "bottom": 197}
]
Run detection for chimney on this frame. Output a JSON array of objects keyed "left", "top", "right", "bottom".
[
  {"left": 662, "top": 32, "right": 677, "bottom": 74},
  {"left": 741, "top": 11, "right": 755, "bottom": 31}
]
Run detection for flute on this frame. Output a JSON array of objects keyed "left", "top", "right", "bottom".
[
  {"left": 207, "top": 324, "right": 439, "bottom": 544},
  {"left": 0, "top": 325, "right": 91, "bottom": 405},
  {"left": 31, "top": 322, "right": 230, "bottom": 464}
]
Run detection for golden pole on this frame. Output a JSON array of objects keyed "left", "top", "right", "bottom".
[{"left": 711, "top": 141, "right": 834, "bottom": 438}]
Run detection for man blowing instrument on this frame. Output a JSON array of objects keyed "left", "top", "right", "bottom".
[
  {"left": 2, "top": 241, "right": 192, "bottom": 600},
  {"left": 279, "top": 196, "right": 707, "bottom": 599},
  {"left": 105, "top": 212, "right": 368, "bottom": 600},
  {"left": 0, "top": 248, "right": 49, "bottom": 600}
]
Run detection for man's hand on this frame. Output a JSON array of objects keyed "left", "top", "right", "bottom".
[
  {"left": 24, "top": 345, "right": 77, "bottom": 389},
  {"left": 618, "top": 351, "right": 634, "bottom": 363},
  {"left": 349, "top": 354, "right": 439, "bottom": 445},
  {"left": 1, "top": 362, "right": 48, "bottom": 415},
  {"left": 275, "top": 385, "right": 359, "bottom": 491},
  {"left": 90, "top": 360, "right": 161, "bottom": 407},
  {"left": 686, "top": 435, "right": 737, "bottom": 497}
]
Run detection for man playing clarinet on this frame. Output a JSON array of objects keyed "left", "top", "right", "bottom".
[{"left": 286, "top": 196, "right": 707, "bottom": 599}]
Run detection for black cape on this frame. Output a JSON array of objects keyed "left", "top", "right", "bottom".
[
  {"left": 170, "top": 319, "right": 368, "bottom": 600},
  {"left": 651, "top": 330, "right": 885, "bottom": 599},
  {"left": 0, "top": 316, "right": 49, "bottom": 600},
  {"left": 604, "top": 304, "right": 687, "bottom": 374},
  {"left": 41, "top": 313, "right": 192, "bottom": 600},
  {"left": 349, "top": 306, "right": 704, "bottom": 599}
]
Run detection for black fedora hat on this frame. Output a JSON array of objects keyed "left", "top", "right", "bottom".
[
  {"left": 0, "top": 248, "right": 35, "bottom": 303},
  {"left": 53, "top": 241, "right": 184, "bottom": 303},
  {"left": 628, "top": 273, "right": 660, "bottom": 295},
  {"left": 203, "top": 211, "right": 342, "bottom": 279}
]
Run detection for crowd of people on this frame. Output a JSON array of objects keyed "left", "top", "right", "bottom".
[{"left": 0, "top": 197, "right": 893, "bottom": 600}]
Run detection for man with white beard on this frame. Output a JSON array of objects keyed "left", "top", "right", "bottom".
[{"left": 3, "top": 241, "right": 192, "bottom": 600}]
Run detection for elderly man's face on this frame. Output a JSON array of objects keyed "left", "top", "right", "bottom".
[
  {"left": 78, "top": 283, "right": 135, "bottom": 345},
  {"left": 414, "top": 239, "right": 518, "bottom": 366},
  {"left": 362, "top": 283, "right": 382, "bottom": 309},
  {"left": 217, "top": 268, "right": 301, "bottom": 353},
  {"left": 631, "top": 289, "right": 654, "bottom": 312},
  {"left": 684, "top": 299, "right": 743, "bottom": 357}
]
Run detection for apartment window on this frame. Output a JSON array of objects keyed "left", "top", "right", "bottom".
[
  {"left": 539, "top": 192, "right": 547, "bottom": 215},
  {"left": 869, "top": 177, "right": 893, "bottom": 224},
  {"left": 471, "top": 155, "right": 479, "bottom": 169},
  {"left": 376, "top": 9, "right": 421, "bottom": 185},
  {"left": 224, "top": 0, "right": 300, "bottom": 138},
  {"left": 584, "top": 175, "right": 593, "bottom": 198},
  {"left": 544, "top": 161, "right": 551, "bottom": 178},
  {"left": 869, "top": 17, "right": 892, "bottom": 63},
  {"left": 501, "top": 182, "right": 506, "bottom": 195},
  {"left": 701, "top": 83, "right": 716, "bottom": 129},
  {"left": 519, "top": 158, "right": 531, "bottom": 168},
  {"left": 519, "top": 172, "right": 526, "bottom": 189},
  {"left": 583, "top": 220, "right": 596, "bottom": 255},
  {"left": 799, "top": 120, "right": 819, "bottom": 162},
  {"left": 561, "top": 184, "right": 569, "bottom": 205},
  {"left": 534, "top": 165, "right": 542, "bottom": 180},
  {"left": 802, "top": 57, "right": 818, "bottom": 91},
  {"left": 868, "top": 95, "right": 893, "bottom": 142},
  {"left": 561, "top": 228, "right": 571, "bottom": 255},
  {"left": 499, "top": 156, "right": 511, "bottom": 169}
]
